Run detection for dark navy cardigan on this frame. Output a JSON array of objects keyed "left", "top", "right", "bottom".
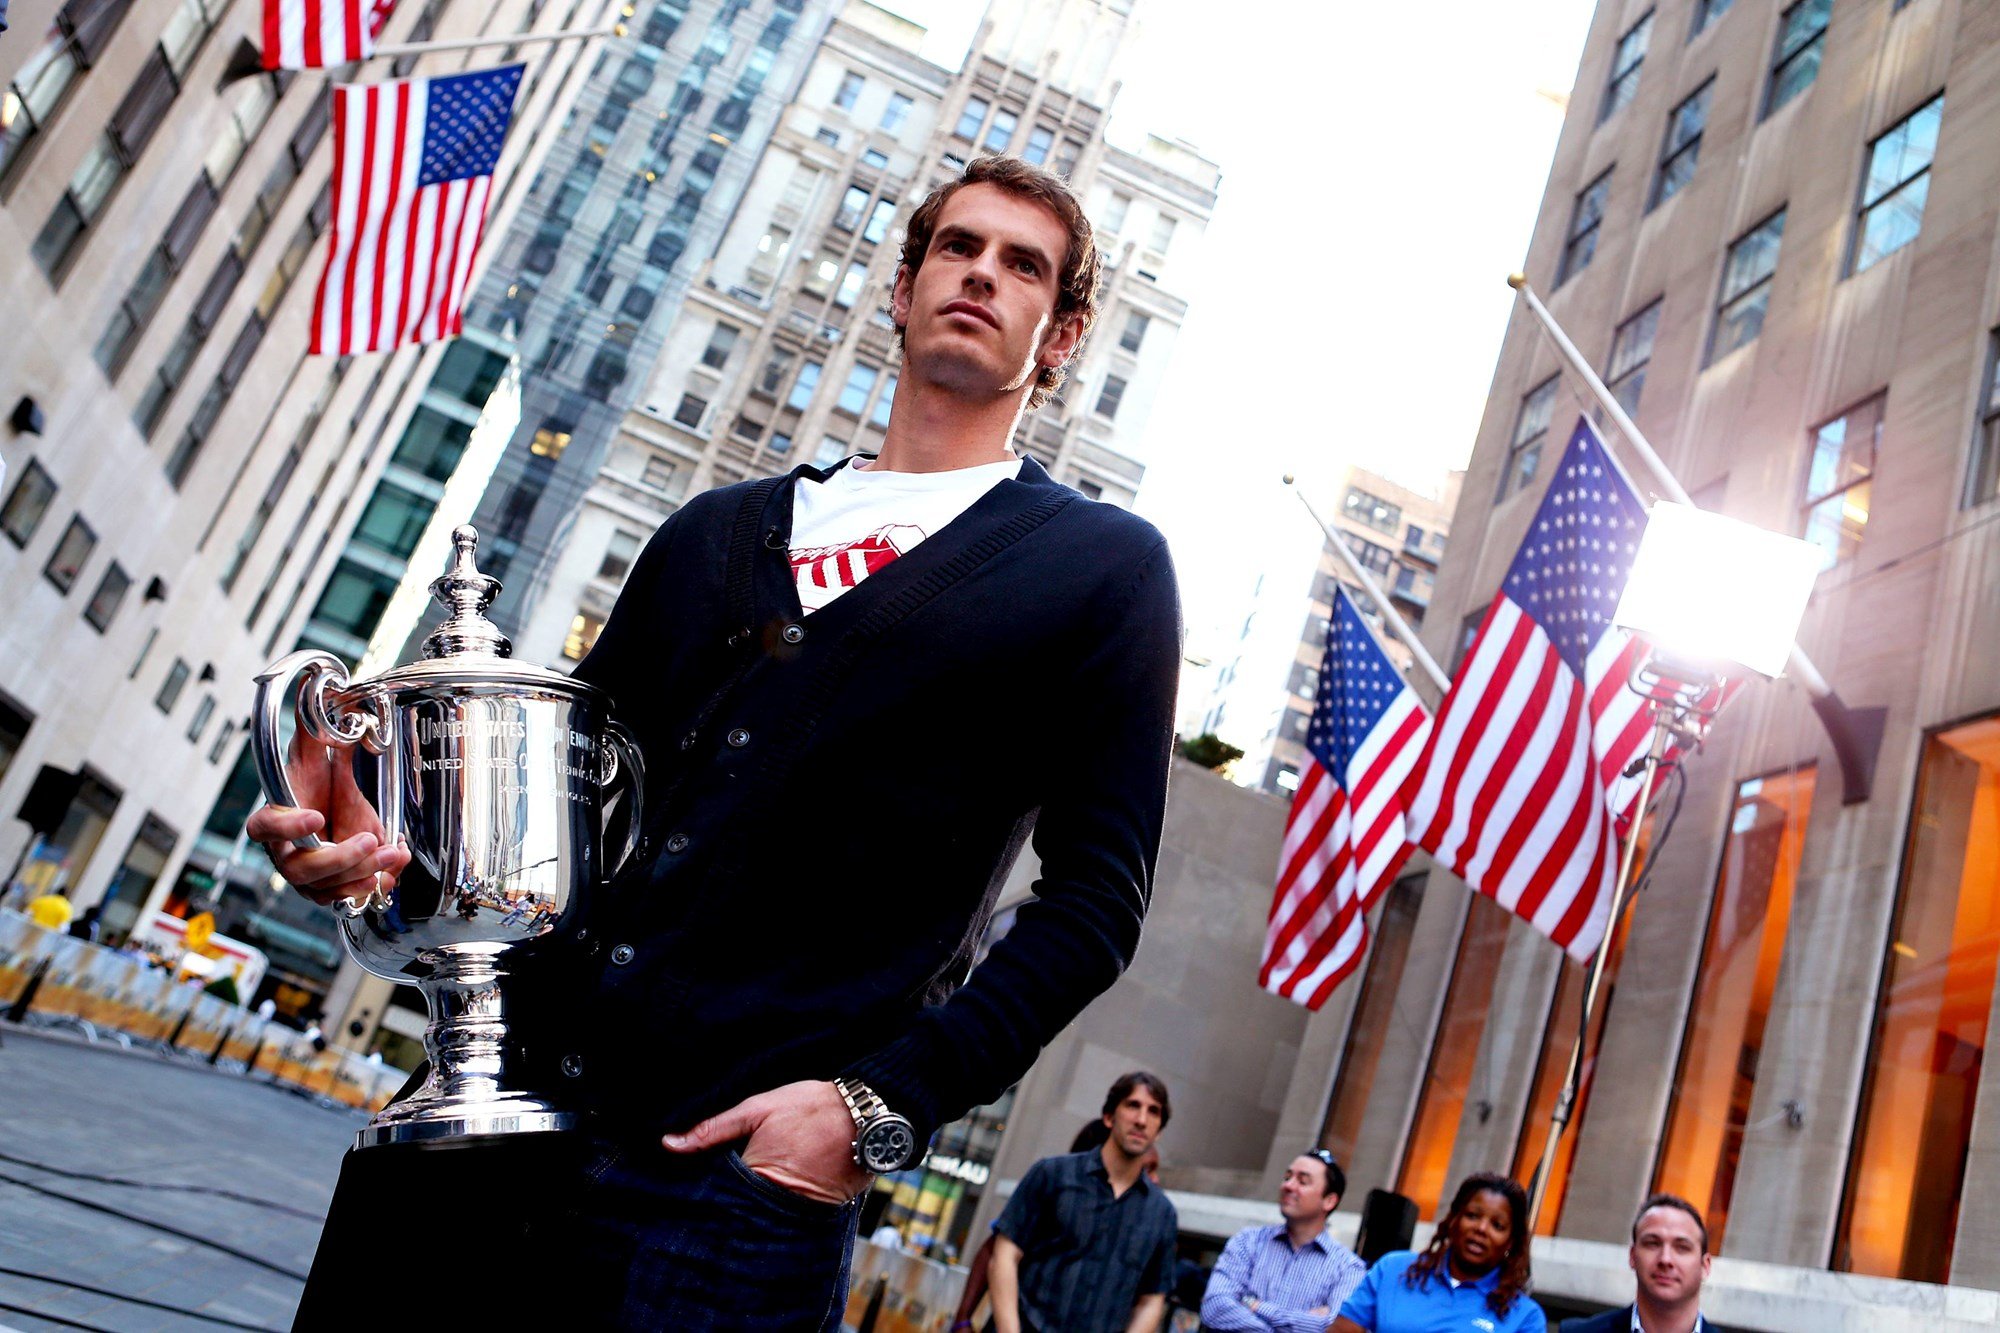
[{"left": 520, "top": 455, "right": 1183, "bottom": 1148}]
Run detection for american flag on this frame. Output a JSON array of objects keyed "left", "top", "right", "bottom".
[
  {"left": 1402, "top": 416, "right": 1662, "bottom": 963},
  {"left": 261, "top": 0, "right": 394, "bottom": 70},
  {"left": 1261, "top": 588, "right": 1432, "bottom": 1009},
  {"left": 308, "top": 64, "right": 522, "bottom": 356}
]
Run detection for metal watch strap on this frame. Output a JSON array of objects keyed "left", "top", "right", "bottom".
[{"left": 834, "top": 1077, "right": 888, "bottom": 1127}]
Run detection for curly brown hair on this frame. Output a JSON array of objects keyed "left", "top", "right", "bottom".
[
  {"left": 894, "top": 154, "right": 1102, "bottom": 409},
  {"left": 1406, "top": 1173, "right": 1533, "bottom": 1316}
]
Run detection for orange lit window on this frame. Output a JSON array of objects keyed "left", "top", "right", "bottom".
[
  {"left": 1836, "top": 719, "right": 2000, "bottom": 1282},
  {"left": 1651, "top": 766, "right": 1815, "bottom": 1248},
  {"left": 1398, "top": 893, "right": 1514, "bottom": 1218},
  {"left": 1321, "top": 875, "right": 1425, "bottom": 1164},
  {"left": 1510, "top": 894, "right": 1636, "bottom": 1235}
]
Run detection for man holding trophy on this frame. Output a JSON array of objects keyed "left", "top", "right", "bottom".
[{"left": 248, "top": 155, "right": 1183, "bottom": 1329}]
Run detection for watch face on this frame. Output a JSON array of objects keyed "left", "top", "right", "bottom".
[{"left": 860, "top": 1116, "right": 918, "bottom": 1173}]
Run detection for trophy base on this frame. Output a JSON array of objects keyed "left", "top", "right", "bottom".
[{"left": 356, "top": 1099, "right": 578, "bottom": 1149}]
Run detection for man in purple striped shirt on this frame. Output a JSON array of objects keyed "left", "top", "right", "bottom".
[{"left": 1201, "top": 1150, "right": 1368, "bottom": 1332}]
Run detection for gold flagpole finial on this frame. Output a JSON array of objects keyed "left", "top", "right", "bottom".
[{"left": 1507, "top": 272, "right": 1527, "bottom": 290}]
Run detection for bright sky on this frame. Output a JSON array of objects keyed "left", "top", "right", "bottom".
[{"left": 896, "top": 0, "right": 1596, "bottom": 662}]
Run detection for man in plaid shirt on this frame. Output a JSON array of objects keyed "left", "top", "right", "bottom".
[{"left": 1201, "top": 1150, "right": 1367, "bottom": 1331}]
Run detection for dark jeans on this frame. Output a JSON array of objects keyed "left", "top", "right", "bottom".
[{"left": 294, "top": 1132, "right": 860, "bottom": 1331}]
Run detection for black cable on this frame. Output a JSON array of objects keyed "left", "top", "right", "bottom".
[
  {"left": 0, "top": 1300, "right": 116, "bottom": 1331},
  {"left": 0, "top": 1267, "right": 277, "bottom": 1332},
  {"left": 1629, "top": 759, "right": 1688, "bottom": 899},
  {"left": 0, "top": 1149, "right": 324, "bottom": 1222},
  {"left": 0, "top": 1173, "right": 311, "bottom": 1284}
]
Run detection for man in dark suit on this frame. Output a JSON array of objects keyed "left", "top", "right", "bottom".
[{"left": 1560, "top": 1194, "right": 1727, "bottom": 1333}]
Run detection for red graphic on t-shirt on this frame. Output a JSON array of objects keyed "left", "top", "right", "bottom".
[{"left": 790, "top": 524, "right": 927, "bottom": 605}]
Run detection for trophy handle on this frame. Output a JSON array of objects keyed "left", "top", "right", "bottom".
[
  {"left": 251, "top": 651, "right": 392, "bottom": 914},
  {"left": 602, "top": 720, "right": 647, "bottom": 878}
]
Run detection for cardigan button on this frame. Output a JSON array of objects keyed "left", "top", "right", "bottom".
[
  {"left": 561, "top": 1055, "right": 584, "bottom": 1078},
  {"left": 781, "top": 623, "right": 805, "bottom": 644},
  {"left": 680, "top": 731, "right": 698, "bottom": 751},
  {"left": 726, "top": 728, "right": 751, "bottom": 748},
  {"left": 610, "top": 944, "right": 636, "bottom": 966},
  {"left": 666, "top": 833, "right": 691, "bottom": 853}
]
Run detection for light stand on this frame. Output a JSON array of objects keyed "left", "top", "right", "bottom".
[
  {"left": 1522, "top": 501, "right": 1819, "bottom": 1234},
  {"left": 1524, "top": 655, "right": 1724, "bottom": 1230}
]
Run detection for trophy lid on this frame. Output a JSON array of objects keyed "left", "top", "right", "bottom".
[
  {"left": 360, "top": 525, "right": 604, "bottom": 700},
  {"left": 423, "top": 527, "right": 512, "bottom": 660}
]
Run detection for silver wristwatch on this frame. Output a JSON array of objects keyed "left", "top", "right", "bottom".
[{"left": 834, "top": 1077, "right": 920, "bottom": 1173}]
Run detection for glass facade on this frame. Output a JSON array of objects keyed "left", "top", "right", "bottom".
[
  {"left": 1836, "top": 718, "right": 2000, "bottom": 1283},
  {"left": 1655, "top": 767, "right": 1816, "bottom": 1251}
]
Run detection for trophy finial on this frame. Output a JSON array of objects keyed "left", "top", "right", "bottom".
[{"left": 423, "top": 525, "right": 511, "bottom": 659}]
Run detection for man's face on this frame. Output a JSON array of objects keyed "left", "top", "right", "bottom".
[
  {"left": 891, "top": 182, "right": 1081, "bottom": 402},
  {"left": 1278, "top": 1156, "right": 1336, "bottom": 1225},
  {"left": 1630, "top": 1206, "right": 1709, "bottom": 1306},
  {"left": 1102, "top": 1086, "right": 1165, "bottom": 1159}
]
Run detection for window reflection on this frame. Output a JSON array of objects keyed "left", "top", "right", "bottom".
[
  {"left": 1653, "top": 766, "right": 1816, "bottom": 1250},
  {"left": 1836, "top": 718, "right": 2000, "bottom": 1282}
]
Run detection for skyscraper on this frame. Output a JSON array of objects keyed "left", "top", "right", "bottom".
[{"left": 507, "top": 0, "right": 1221, "bottom": 672}]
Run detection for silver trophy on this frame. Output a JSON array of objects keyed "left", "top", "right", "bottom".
[{"left": 251, "top": 526, "right": 643, "bottom": 1148}]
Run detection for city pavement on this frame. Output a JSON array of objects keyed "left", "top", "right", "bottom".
[{"left": 0, "top": 1026, "right": 362, "bottom": 1331}]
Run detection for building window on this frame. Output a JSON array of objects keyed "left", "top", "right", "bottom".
[
  {"left": 1344, "top": 488, "right": 1403, "bottom": 534},
  {"left": 700, "top": 322, "right": 738, "bottom": 369},
  {"left": 1119, "top": 311, "right": 1150, "bottom": 354},
  {"left": 641, "top": 455, "right": 676, "bottom": 491},
  {"left": 208, "top": 721, "right": 234, "bottom": 765},
  {"left": 863, "top": 197, "right": 896, "bottom": 245},
  {"left": 758, "top": 348, "right": 795, "bottom": 396},
  {"left": 1398, "top": 894, "right": 1515, "bottom": 1218},
  {"left": 83, "top": 562, "right": 131, "bottom": 631},
  {"left": 185, "top": 694, "right": 215, "bottom": 743},
  {"left": 563, "top": 611, "right": 605, "bottom": 661},
  {"left": 156, "top": 658, "right": 190, "bottom": 713},
  {"left": 788, "top": 360, "right": 822, "bottom": 409},
  {"left": 814, "top": 434, "right": 848, "bottom": 466},
  {"left": 983, "top": 107, "right": 1017, "bottom": 153},
  {"left": 0, "top": 8, "right": 108, "bottom": 188},
  {"left": 1094, "top": 375, "right": 1127, "bottom": 420},
  {"left": 1023, "top": 125, "right": 1054, "bottom": 165},
  {"left": 834, "top": 262, "right": 867, "bottom": 308},
  {"left": 1, "top": 457, "right": 57, "bottom": 547},
  {"left": 871, "top": 372, "right": 897, "bottom": 428},
  {"left": 1968, "top": 332, "right": 2000, "bottom": 508},
  {"left": 880, "top": 92, "right": 912, "bottom": 132},
  {"left": 1654, "top": 767, "right": 1816, "bottom": 1252},
  {"left": 803, "top": 254, "right": 837, "bottom": 296},
  {"left": 953, "top": 96, "right": 988, "bottom": 141},
  {"left": 32, "top": 137, "right": 122, "bottom": 277},
  {"left": 767, "top": 432, "right": 792, "bottom": 458},
  {"left": 833, "top": 70, "right": 862, "bottom": 111},
  {"left": 597, "top": 530, "right": 641, "bottom": 582},
  {"left": 732, "top": 413, "right": 763, "bottom": 441},
  {"left": 835, "top": 184, "right": 868, "bottom": 231},
  {"left": 1104, "top": 192, "right": 1131, "bottom": 234},
  {"left": 1851, "top": 94, "right": 1943, "bottom": 275},
  {"left": 1651, "top": 79, "right": 1712, "bottom": 209},
  {"left": 1559, "top": 169, "right": 1612, "bottom": 286},
  {"left": 1836, "top": 716, "right": 2000, "bottom": 1284},
  {"left": 1500, "top": 375, "right": 1559, "bottom": 498},
  {"left": 43, "top": 515, "right": 95, "bottom": 592},
  {"left": 1600, "top": 10, "right": 1653, "bottom": 124},
  {"left": 1709, "top": 209, "right": 1786, "bottom": 364},
  {"left": 1689, "top": 0, "right": 1733, "bottom": 39},
  {"left": 836, "top": 363, "right": 877, "bottom": 415},
  {"left": 1608, "top": 298, "right": 1663, "bottom": 416},
  {"left": 672, "top": 393, "right": 707, "bottom": 428},
  {"left": 863, "top": 147, "right": 889, "bottom": 168},
  {"left": 1801, "top": 394, "right": 1883, "bottom": 568},
  {"left": 1147, "top": 213, "right": 1177, "bottom": 255},
  {"left": 1765, "top": 0, "right": 1831, "bottom": 118}
]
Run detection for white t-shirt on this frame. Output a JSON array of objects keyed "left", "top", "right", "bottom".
[{"left": 789, "top": 454, "right": 1023, "bottom": 612}]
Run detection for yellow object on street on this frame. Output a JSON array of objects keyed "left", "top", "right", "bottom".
[{"left": 26, "top": 893, "right": 74, "bottom": 931}]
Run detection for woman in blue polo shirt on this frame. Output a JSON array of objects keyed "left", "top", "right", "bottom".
[{"left": 1332, "top": 1172, "right": 1545, "bottom": 1333}]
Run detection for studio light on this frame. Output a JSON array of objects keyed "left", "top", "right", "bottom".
[{"left": 1615, "top": 501, "right": 1822, "bottom": 679}]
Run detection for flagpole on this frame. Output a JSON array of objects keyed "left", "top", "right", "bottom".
[
  {"left": 367, "top": 23, "right": 621, "bottom": 61},
  {"left": 1283, "top": 477, "right": 1450, "bottom": 696},
  {"left": 1523, "top": 713, "right": 1667, "bottom": 1232}
]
